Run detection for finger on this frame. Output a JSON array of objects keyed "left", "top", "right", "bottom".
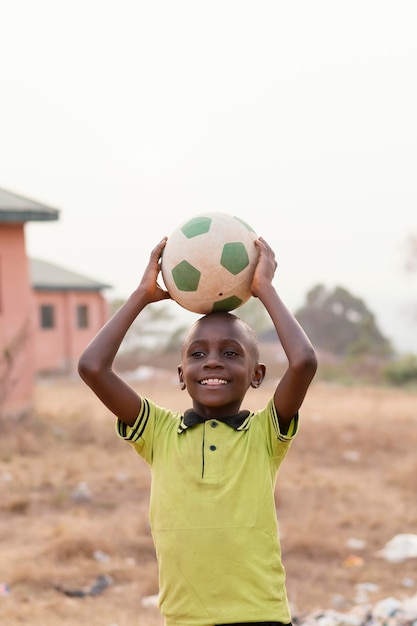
[
  {"left": 151, "top": 238, "right": 168, "bottom": 258},
  {"left": 257, "top": 236, "right": 272, "bottom": 250},
  {"left": 254, "top": 238, "right": 266, "bottom": 251}
]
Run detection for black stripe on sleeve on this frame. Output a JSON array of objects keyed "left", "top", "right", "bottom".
[
  {"left": 116, "top": 398, "right": 151, "bottom": 441},
  {"left": 126, "top": 398, "right": 151, "bottom": 441}
]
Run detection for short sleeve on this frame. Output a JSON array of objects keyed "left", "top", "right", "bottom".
[
  {"left": 268, "top": 398, "right": 299, "bottom": 441},
  {"left": 115, "top": 397, "right": 153, "bottom": 442},
  {"left": 115, "top": 398, "right": 156, "bottom": 463}
]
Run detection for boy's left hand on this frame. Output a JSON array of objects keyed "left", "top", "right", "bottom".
[{"left": 251, "top": 237, "right": 277, "bottom": 298}]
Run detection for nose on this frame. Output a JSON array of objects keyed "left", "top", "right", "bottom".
[{"left": 203, "top": 351, "right": 223, "bottom": 369}]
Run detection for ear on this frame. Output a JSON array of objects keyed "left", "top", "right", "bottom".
[
  {"left": 250, "top": 363, "right": 266, "bottom": 389},
  {"left": 178, "top": 365, "right": 186, "bottom": 390}
]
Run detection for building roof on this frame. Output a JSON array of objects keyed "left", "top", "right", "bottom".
[
  {"left": 30, "top": 258, "right": 111, "bottom": 292},
  {"left": 0, "top": 188, "right": 59, "bottom": 222}
]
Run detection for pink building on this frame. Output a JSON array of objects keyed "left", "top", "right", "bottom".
[
  {"left": 30, "top": 258, "right": 110, "bottom": 375},
  {"left": 0, "top": 188, "right": 110, "bottom": 418}
]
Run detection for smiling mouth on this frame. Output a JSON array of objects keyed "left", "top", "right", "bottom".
[{"left": 199, "top": 378, "right": 229, "bottom": 386}]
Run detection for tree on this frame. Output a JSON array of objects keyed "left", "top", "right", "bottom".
[
  {"left": 110, "top": 299, "right": 178, "bottom": 354},
  {"left": 0, "top": 320, "right": 30, "bottom": 419},
  {"left": 294, "top": 284, "right": 393, "bottom": 357},
  {"left": 237, "top": 297, "right": 272, "bottom": 337}
]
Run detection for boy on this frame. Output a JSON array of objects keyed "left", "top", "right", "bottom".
[{"left": 78, "top": 236, "right": 317, "bottom": 626}]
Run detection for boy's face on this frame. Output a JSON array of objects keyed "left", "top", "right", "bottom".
[{"left": 178, "top": 313, "right": 265, "bottom": 419}]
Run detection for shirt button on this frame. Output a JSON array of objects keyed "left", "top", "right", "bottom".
[
  {"left": 209, "top": 445, "right": 217, "bottom": 451},
  {"left": 211, "top": 421, "right": 218, "bottom": 428}
]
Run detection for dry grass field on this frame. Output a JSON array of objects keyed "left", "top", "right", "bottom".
[{"left": 1, "top": 373, "right": 416, "bottom": 625}]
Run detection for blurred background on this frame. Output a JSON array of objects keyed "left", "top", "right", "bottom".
[{"left": 1, "top": 0, "right": 416, "bottom": 355}]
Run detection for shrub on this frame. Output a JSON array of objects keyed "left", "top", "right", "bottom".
[{"left": 383, "top": 354, "right": 417, "bottom": 386}]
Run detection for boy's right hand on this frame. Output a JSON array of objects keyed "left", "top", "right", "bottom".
[{"left": 138, "top": 238, "right": 171, "bottom": 304}]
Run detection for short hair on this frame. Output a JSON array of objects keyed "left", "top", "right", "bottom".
[{"left": 182, "top": 311, "right": 260, "bottom": 362}]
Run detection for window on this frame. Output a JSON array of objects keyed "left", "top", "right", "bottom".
[
  {"left": 40, "top": 305, "right": 55, "bottom": 329},
  {"left": 77, "top": 304, "right": 89, "bottom": 329}
]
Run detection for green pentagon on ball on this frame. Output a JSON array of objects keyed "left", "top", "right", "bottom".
[
  {"left": 181, "top": 216, "right": 212, "bottom": 238},
  {"left": 172, "top": 260, "right": 201, "bottom": 292},
  {"left": 212, "top": 295, "right": 243, "bottom": 312},
  {"left": 220, "top": 242, "right": 249, "bottom": 275}
]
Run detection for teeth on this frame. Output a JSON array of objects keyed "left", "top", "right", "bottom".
[{"left": 200, "top": 378, "right": 228, "bottom": 385}]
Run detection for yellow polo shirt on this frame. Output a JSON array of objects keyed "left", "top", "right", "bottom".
[{"left": 116, "top": 398, "right": 298, "bottom": 626}]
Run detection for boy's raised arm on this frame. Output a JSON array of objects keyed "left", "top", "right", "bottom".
[
  {"left": 251, "top": 238, "right": 317, "bottom": 431},
  {"left": 78, "top": 239, "right": 170, "bottom": 426}
]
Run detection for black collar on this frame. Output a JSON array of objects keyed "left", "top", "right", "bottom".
[{"left": 178, "top": 409, "right": 251, "bottom": 434}]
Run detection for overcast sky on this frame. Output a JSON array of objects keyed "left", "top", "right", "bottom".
[{"left": 1, "top": 1, "right": 416, "bottom": 352}]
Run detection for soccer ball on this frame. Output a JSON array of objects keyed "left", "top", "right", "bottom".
[{"left": 161, "top": 212, "right": 259, "bottom": 314}]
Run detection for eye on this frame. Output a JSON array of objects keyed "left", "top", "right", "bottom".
[
  {"left": 224, "top": 349, "right": 239, "bottom": 357},
  {"left": 190, "top": 350, "right": 205, "bottom": 358}
]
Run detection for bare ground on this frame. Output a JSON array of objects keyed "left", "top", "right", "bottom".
[{"left": 1, "top": 375, "right": 416, "bottom": 625}]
